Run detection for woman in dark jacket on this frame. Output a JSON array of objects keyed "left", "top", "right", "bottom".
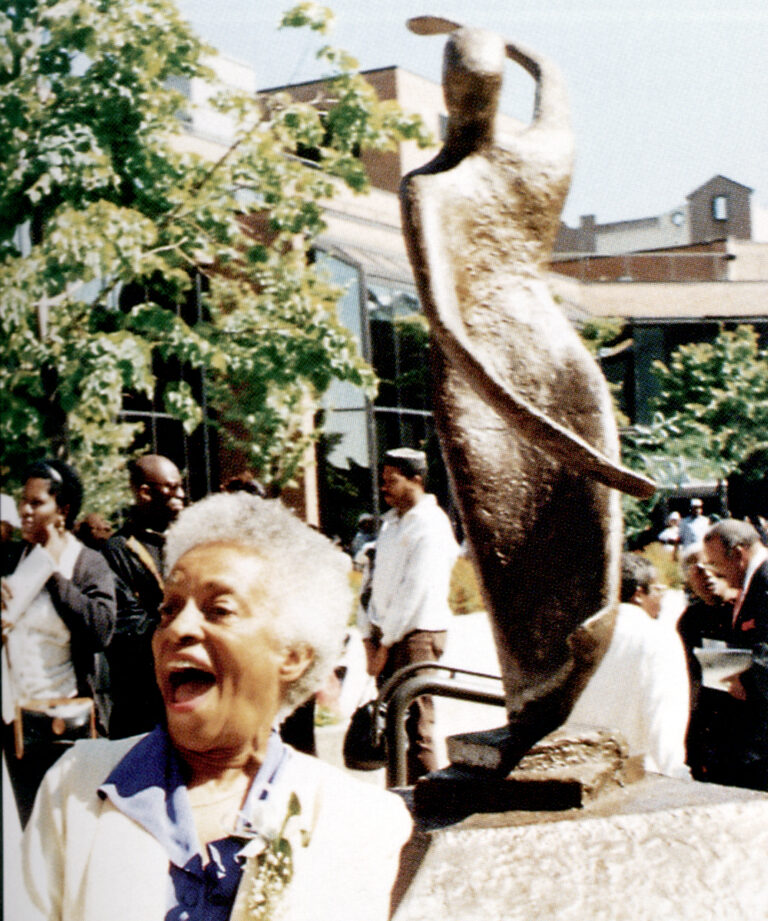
[{"left": 1, "top": 459, "right": 116, "bottom": 826}]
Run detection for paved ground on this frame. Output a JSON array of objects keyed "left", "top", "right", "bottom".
[
  {"left": 318, "top": 594, "right": 689, "bottom": 784},
  {"left": 317, "top": 611, "right": 506, "bottom": 784}
]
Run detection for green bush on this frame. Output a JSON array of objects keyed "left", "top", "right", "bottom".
[
  {"left": 449, "top": 557, "right": 485, "bottom": 615},
  {"left": 639, "top": 542, "right": 683, "bottom": 589}
]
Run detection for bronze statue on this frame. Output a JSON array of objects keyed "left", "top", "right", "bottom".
[{"left": 400, "top": 18, "right": 655, "bottom": 770}]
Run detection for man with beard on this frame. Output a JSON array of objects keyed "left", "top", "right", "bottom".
[{"left": 102, "top": 455, "right": 185, "bottom": 738}]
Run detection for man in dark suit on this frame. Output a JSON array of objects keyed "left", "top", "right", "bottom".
[
  {"left": 102, "top": 454, "right": 185, "bottom": 738},
  {"left": 703, "top": 519, "right": 768, "bottom": 790}
]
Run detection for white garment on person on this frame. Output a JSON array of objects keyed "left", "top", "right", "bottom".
[
  {"left": 657, "top": 525, "right": 680, "bottom": 545},
  {"left": 22, "top": 736, "right": 413, "bottom": 921},
  {"left": 3, "top": 535, "right": 82, "bottom": 722},
  {"left": 742, "top": 544, "right": 768, "bottom": 590},
  {"left": 566, "top": 602, "right": 691, "bottom": 779},
  {"left": 0, "top": 493, "right": 21, "bottom": 529},
  {"left": 679, "top": 514, "right": 711, "bottom": 547},
  {"left": 361, "top": 493, "right": 459, "bottom": 648}
]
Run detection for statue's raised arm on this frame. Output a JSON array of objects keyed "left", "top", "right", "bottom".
[
  {"left": 504, "top": 39, "right": 568, "bottom": 131},
  {"left": 400, "top": 20, "right": 655, "bottom": 769}
]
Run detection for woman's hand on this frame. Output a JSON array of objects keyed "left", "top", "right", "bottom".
[
  {"left": 1, "top": 579, "right": 13, "bottom": 642},
  {"left": 725, "top": 673, "right": 748, "bottom": 701},
  {"left": 41, "top": 520, "right": 68, "bottom": 565},
  {"left": 1, "top": 578, "right": 11, "bottom": 612}
]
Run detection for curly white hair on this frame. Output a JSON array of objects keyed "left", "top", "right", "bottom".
[{"left": 163, "top": 491, "right": 351, "bottom": 723}]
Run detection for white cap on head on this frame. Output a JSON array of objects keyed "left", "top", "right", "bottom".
[
  {"left": 0, "top": 494, "right": 21, "bottom": 529},
  {"left": 383, "top": 447, "right": 428, "bottom": 479}
]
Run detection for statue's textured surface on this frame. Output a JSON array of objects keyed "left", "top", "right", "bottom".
[{"left": 400, "top": 19, "right": 654, "bottom": 767}]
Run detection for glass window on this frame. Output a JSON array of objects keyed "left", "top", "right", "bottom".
[
  {"left": 711, "top": 195, "right": 728, "bottom": 221},
  {"left": 316, "top": 252, "right": 371, "bottom": 470}
]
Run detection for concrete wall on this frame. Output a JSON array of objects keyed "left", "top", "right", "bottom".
[
  {"left": 593, "top": 210, "right": 690, "bottom": 256},
  {"left": 726, "top": 240, "right": 768, "bottom": 281}
]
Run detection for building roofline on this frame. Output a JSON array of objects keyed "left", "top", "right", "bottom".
[
  {"left": 686, "top": 174, "right": 754, "bottom": 198},
  {"left": 258, "top": 64, "right": 432, "bottom": 95},
  {"left": 594, "top": 216, "right": 660, "bottom": 233},
  {"left": 551, "top": 238, "right": 731, "bottom": 262}
]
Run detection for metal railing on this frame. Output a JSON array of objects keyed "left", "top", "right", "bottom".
[{"left": 373, "top": 662, "right": 506, "bottom": 787}]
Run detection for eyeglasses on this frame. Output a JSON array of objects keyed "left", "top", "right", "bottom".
[{"left": 149, "top": 481, "right": 184, "bottom": 495}]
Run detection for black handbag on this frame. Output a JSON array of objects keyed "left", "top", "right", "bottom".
[
  {"left": 343, "top": 695, "right": 387, "bottom": 771},
  {"left": 14, "top": 697, "right": 97, "bottom": 759}
]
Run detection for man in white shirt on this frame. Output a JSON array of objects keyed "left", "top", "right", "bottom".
[
  {"left": 567, "top": 554, "right": 691, "bottom": 779},
  {"left": 679, "top": 498, "right": 711, "bottom": 547},
  {"left": 359, "top": 448, "right": 459, "bottom": 782}
]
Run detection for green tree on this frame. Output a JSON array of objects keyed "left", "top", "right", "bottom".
[
  {"left": 0, "top": 0, "right": 429, "bottom": 514},
  {"left": 578, "top": 316, "right": 626, "bottom": 358},
  {"left": 620, "top": 325, "right": 768, "bottom": 540}
]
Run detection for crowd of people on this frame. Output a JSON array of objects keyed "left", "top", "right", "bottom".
[
  {"left": 657, "top": 497, "right": 718, "bottom": 557},
  {"left": 571, "top": 501, "right": 768, "bottom": 790},
  {"left": 2, "top": 457, "right": 412, "bottom": 921},
  {"left": 1, "top": 451, "right": 767, "bottom": 918}
]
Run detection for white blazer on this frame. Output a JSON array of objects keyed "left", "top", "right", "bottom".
[{"left": 22, "top": 737, "right": 413, "bottom": 921}]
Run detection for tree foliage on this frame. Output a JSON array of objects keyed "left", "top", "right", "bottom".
[
  {"left": 578, "top": 316, "right": 626, "bottom": 357},
  {"left": 622, "top": 325, "right": 768, "bottom": 478},
  {"left": 0, "top": 0, "right": 430, "bottom": 514},
  {"left": 620, "top": 325, "right": 768, "bottom": 540}
]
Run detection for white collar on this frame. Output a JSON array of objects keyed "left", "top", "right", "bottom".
[
  {"left": 34, "top": 531, "right": 82, "bottom": 580},
  {"left": 393, "top": 492, "right": 435, "bottom": 519},
  {"left": 742, "top": 544, "right": 768, "bottom": 594}
]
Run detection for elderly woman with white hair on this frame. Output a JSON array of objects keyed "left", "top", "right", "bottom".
[{"left": 22, "top": 493, "right": 413, "bottom": 921}]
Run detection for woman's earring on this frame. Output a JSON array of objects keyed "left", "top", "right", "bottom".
[{"left": 56, "top": 518, "right": 66, "bottom": 534}]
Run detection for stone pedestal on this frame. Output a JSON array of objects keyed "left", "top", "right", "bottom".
[
  {"left": 415, "top": 726, "right": 633, "bottom": 816},
  {"left": 393, "top": 772, "right": 768, "bottom": 920}
]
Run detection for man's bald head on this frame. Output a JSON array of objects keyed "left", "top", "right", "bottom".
[
  {"left": 128, "top": 454, "right": 185, "bottom": 528},
  {"left": 130, "top": 454, "right": 178, "bottom": 488}
]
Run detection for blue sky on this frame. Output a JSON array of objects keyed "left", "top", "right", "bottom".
[{"left": 176, "top": 0, "right": 768, "bottom": 230}]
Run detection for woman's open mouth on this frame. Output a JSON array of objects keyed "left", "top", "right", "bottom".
[{"left": 166, "top": 665, "right": 217, "bottom": 707}]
